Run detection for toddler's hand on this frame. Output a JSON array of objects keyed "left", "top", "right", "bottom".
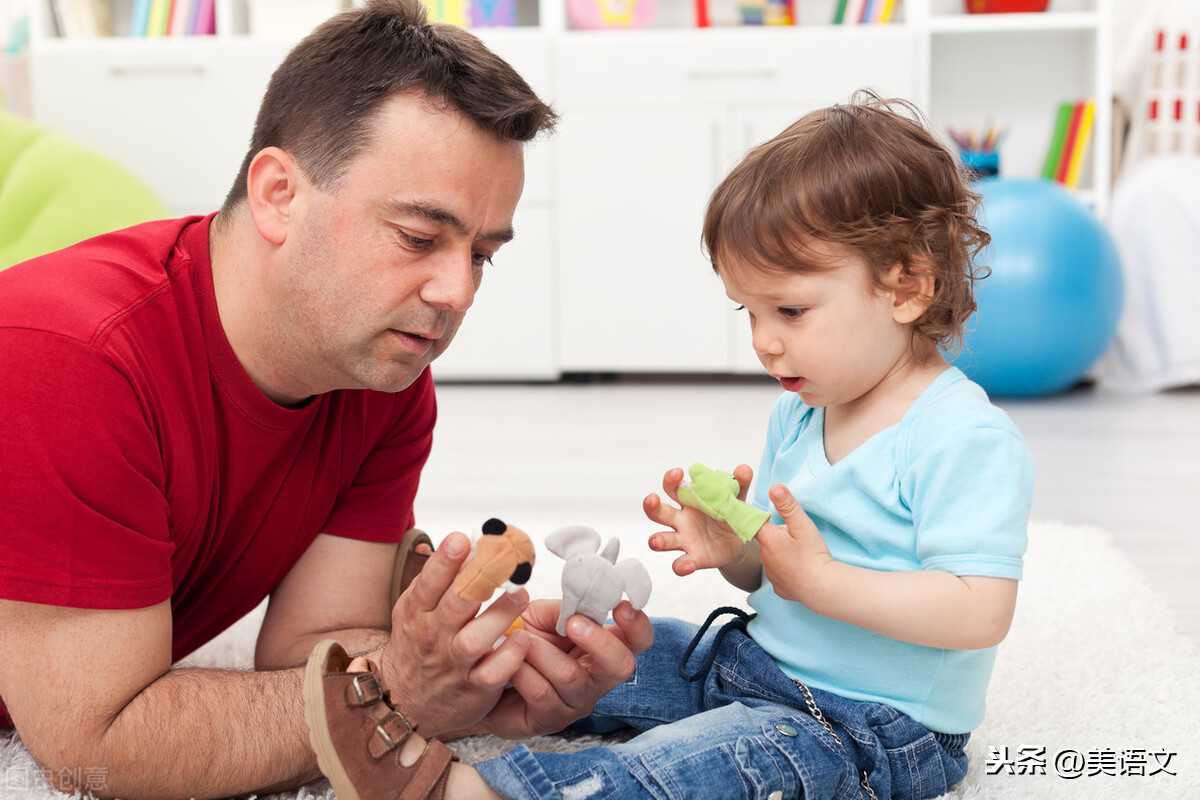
[
  {"left": 757, "top": 484, "right": 834, "bottom": 602},
  {"left": 644, "top": 465, "right": 754, "bottom": 576}
]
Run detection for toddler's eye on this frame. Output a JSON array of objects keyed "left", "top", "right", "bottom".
[
  {"left": 733, "top": 305, "right": 746, "bottom": 312},
  {"left": 780, "top": 307, "right": 807, "bottom": 319}
]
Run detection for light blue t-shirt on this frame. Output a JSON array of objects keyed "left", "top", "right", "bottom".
[{"left": 746, "top": 367, "right": 1034, "bottom": 734}]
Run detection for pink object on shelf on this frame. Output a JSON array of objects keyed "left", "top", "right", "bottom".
[{"left": 567, "top": 0, "right": 656, "bottom": 29}]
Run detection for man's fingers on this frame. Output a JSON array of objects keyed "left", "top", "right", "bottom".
[
  {"left": 468, "top": 627, "right": 531, "bottom": 688},
  {"left": 610, "top": 601, "right": 654, "bottom": 656},
  {"left": 456, "top": 588, "right": 530, "bottom": 658},
  {"left": 401, "top": 531, "right": 473, "bottom": 614}
]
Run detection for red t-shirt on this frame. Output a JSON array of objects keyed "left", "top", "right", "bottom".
[{"left": 0, "top": 216, "right": 436, "bottom": 728}]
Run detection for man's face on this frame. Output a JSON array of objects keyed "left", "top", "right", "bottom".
[{"left": 280, "top": 92, "right": 525, "bottom": 399}]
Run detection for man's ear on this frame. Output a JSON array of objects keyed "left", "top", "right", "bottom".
[
  {"left": 245, "top": 147, "right": 298, "bottom": 246},
  {"left": 883, "top": 260, "right": 936, "bottom": 325}
]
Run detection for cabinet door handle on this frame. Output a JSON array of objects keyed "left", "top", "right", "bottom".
[
  {"left": 107, "top": 65, "right": 208, "bottom": 77},
  {"left": 686, "top": 69, "right": 779, "bottom": 82}
]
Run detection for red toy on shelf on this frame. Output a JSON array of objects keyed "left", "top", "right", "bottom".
[{"left": 966, "top": 0, "right": 1049, "bottom": 12}]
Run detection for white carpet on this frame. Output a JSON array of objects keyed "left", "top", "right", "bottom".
[{"left": 1, "top": 520, "right": 1197, "bottom": 799}]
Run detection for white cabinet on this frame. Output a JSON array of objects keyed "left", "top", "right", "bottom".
[
  {"left": 554, "top": 104, "right": 727, "bottom": 372},
  {"left": 29, "top": 39, "right": 287, "bottom": 216},
  {"left": 554, "top": 29, "right": 915, "bottom": 374},
  {"left": 432, "top": 31, "right": 557, "bottom": 380}
]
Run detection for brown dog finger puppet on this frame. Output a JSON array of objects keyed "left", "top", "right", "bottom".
[
  {"left": 451, "top": 518, "right": 536, "bottom": 603},
  {"left": 546, "top": 525, "right": 652, "bottom": 636}
]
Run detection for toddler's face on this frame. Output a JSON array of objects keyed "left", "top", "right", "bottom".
[{"left": 720, "top": 245, "right": 918, "bottom": 410}]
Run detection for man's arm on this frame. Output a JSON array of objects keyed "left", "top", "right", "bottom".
[
  {"left": 254, "top": 533, "right": 399, "bottom": 669},
  {"left": 0, "top": 598, "right": 318, "bottom": 800},
  {"left": 0, "top": 532, "right": 531, "bottom": 800}
]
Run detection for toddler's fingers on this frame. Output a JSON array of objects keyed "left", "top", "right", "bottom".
[
  {"left": 769, "top": 484, "right": 800, "bottom": 518},
  {"left": 732, "top": 463, "right": 754, "bottom": 501},
  {"left": 648, "top": 529, "right": 681, "bottom": 553},
  {"left": 672, "top": 555, "right": 697, "bottom": 577},
  {"left": 661, "top": 467, "right": 685, "bottom": 504},
  {"left": 642, "top": 492, "right": 676, "bottom": 526}
]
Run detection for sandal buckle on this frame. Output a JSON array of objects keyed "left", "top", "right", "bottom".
[
  {"left": 348, "top": 672, "right": 383, "bottom": 706},
  {"left": 375, "top": 710, "right": 416, "bottom": 751}
]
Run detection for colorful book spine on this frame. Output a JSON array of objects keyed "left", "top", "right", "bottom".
[
  {"left": 1063, "top": 100, "right": 1095, "bottom": 188},
  {"left": 130, "top": 0, "right": 152, "bottom": 36},
  {"left": 1041, "top": 100, "right": 1074, "bottom": 180},
  {"left": 1054, "top": 100, "right": 1085, "bottom": 184},
  {"left": 169, "top": 0, "right": 193, "bottom": 35},
  {"left": 832, "top": 0, "right": 849, "bottom": 24},
  {"left": 146, "top": 0, "right": 171, "bottom": 36},
  {"left": 191, "top": 0, "right": 215, "bottom": 34},
  {"left": 842, "top": 0, "right": 867, "bottom": 26}
]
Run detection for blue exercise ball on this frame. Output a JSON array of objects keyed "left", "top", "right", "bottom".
[{"left": 949, "top": 177, "right": 1123, "bottom": 397}]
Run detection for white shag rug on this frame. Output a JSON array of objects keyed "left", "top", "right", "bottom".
[{"left": 2, "top": 520, "right": 1197, "bottom": 799}]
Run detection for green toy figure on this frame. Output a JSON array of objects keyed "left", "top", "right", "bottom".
[{"left": 676, "top": 462, "right": 770, "bottom": 543}]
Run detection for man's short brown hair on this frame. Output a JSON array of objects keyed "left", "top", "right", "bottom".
[
  {"left": 221, "top": 0, "right": 557, "bottom": 209},
  {"left": 702, "top": 91, "right": 990, "bottom": 354}
]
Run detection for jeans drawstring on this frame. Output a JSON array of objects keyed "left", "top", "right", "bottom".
[{"left": 678, "top": 606, "right": 756, "bottom": 682}]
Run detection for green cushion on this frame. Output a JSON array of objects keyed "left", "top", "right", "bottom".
[{"left": 0, "top": 111, "right": 169, "bottom": 270}]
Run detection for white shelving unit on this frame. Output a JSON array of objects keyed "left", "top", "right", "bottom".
[
  {"left": 23, "top": 0, "right": 1113, "bottom": 380},
  {"left": 912, "top": 0, "right": 1112, "bottom": 215}
]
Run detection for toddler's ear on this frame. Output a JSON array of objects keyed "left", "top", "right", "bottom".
[{"left": 883, "top": 261, "right": 935, "bottom": 324}]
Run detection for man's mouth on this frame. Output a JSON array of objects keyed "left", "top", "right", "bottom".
[{"left": 392, "top": 329, "right": 437, "bottom": 355}]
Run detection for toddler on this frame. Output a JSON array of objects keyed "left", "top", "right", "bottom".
[{"left": 304, "top": 91, "right": 1035, "bottom": 800}]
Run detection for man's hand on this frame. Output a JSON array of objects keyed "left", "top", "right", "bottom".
[
  {"left": 468, "top": 598, "right": 654, "bottom": 740},
  {"left": 644, "top": 465, "right": 755, "bottom": 576},
  {"left": 376, "top": 531, "right": 533, "bottom": 738}
]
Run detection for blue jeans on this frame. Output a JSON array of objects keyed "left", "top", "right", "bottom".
[{"left": 475, "top": 610, "right": 969, "bottom": 800}]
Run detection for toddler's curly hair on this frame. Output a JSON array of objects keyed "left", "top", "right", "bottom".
[{"left": 702, "top": 90, "right": 990, "bottom": 356}]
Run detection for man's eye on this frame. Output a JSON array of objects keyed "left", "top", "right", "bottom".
[
  {"left": 733, "top": 304, "right": 746, "bottom": 312},
  {"left": 472, "top": 252, "right": 494, "bottom": 267},
  {"left": 399, "top": 231, "right": 432, "bottom": 248}
]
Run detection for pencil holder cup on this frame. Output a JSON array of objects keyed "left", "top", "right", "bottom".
[
  {"left": 567, "top": 0, "right": 656, "bottom": 28},
  {"left": 966, "top": 0, "right": 1049, "bottom": 12},
  {"left": 960, "top": 149, "right": 1000, "bottom": 181}
]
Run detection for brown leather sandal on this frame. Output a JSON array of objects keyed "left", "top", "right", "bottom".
[
  {"left": 303, "top": 639, "right": 456, "bottom": 800},
  {"left": 389, "top": 528, "right": 434, "bottom": 609}
]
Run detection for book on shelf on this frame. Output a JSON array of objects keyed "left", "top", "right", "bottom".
[
  {"left": 1041, "top": 99, "right": 1095, "bottom": 188},
  {"left": 169, "top": 0, "right": 194, "bottom": 35},
  {"left": 128, "top": 0, "right": 216, "bottom": 36},
  {"left": 51, "top": 0, "right": 115, "bottom": 37},
  {"left": 833, "top": 0, "right": 895, "bottom": 25},
  {"left": 146, "top": 0, "right": 171, "bottom": 36}
]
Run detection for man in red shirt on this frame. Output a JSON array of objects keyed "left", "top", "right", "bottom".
[{"left": 0, "top": 1, "right": 652, "bottom": 797}]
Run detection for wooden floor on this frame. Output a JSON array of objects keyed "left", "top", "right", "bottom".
[{"left": 415, "top": 376, "right": 1200, "bottom": 643}]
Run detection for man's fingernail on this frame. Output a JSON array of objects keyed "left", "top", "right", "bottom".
[
  {"left": 569, "top": 616, "right": 593, "bottom": 638},
  {"left": 444, "top": 534, "right": 467, "bottom": 557}
]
